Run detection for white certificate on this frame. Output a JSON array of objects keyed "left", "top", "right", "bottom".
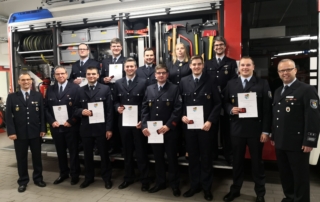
[
  {"left": 122, "top": 105, "right": 138, "bottom": 126},
  {"left": 53, "top": 105, "right": 68, "bottom": 125},
  {"left": 78, "top": 77, "right": 88, "bottom": 87},
  {"left": 187, "top": 106, "right": 204, "bottom": 129},
  {"left": 237, "top": 92, "right": 258, "bottom": 118},
  {"left": 147, "top": 121, "right": 164, "bottom": 144},
  {"left": 109, "top": 64, "right": 123, "bottom": 83},
  {"left": 88, "top": 102, "right": 105, "bottom": 124}
]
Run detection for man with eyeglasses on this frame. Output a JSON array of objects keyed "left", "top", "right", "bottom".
[
  {"left": 100, "top": 38, "right": 126, "bottom": 154},
  {"left": 44, "top": 66, "right": 80, "bottom": 186},
  {"left": 271, "top": 59, "right": 320, "bottom": 202},
  {"left": 74, "top": 66, "right": 113, "bottom": 189},
  {"left": 69, "top": 43, "right": 100, "bottom": 84},
  {"left": 6, "top": 73, "right": 46, "bottom": 192},
  {"left": 141, "top": 64, "right": 182, "bottom": 197},
  {"left": 204, "top": 36, "right": 238, "bottom": 165},
  {"left": 136, "top": 48, "right": 157, "bottom": 86},
  {"left": 180, "top": 55, "right": 221, "bottom": 201},
  {"left": 223, "top": 56, "right": 271, "bottom": 202}
]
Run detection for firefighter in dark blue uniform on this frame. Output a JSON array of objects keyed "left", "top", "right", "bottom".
[{"left": 136, "top": 48, "right": 157, "bottom": 86}]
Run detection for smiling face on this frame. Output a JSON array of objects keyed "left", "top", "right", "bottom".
[
  {"left": 155, "top": 68, "right": 168, "bottom": 85},
  {"left": 176, "top": 43, "right": 186, "bottom": 58},
  {"left": 18, "top": 74, "right": 32, "bottom": 91},
  {"left": 54, "top": 67, "right": 68, "bottom": 84},
  {"left": 124, "top": 61, "right": 137, "bottom": 78},
  {"left": 189, "top": 58, "right": 204, "bottom": 76},
  {"left": 239, "top": 58, "right": 254, "bottom": 78},
  {"left": 78, "top": 44, "right": 89, "bottom": 59},
  {"left": 213, "top": 40, "right": 226, "bottom": 57},
  {"left": 110, "top": 42, "right": 122, "bottom": 57},
  {"left": 86, "top": 68, "right": 99, "bottom": 85},
  {"left": 278, "top": 60, "right": 297, "bottom": 84},
  {"left": 144, "top": 50, "right": 155, "bottom": 65}
]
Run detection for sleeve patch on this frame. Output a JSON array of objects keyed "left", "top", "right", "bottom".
[
  {"left": 307, "top": 132, "right": 318, "bottom": 142},
  {"left": 310, "top": 99, "right": 318, "bottom": 109},
  {"left": 172, "top": 121, "right": 177, "bottom": 126}
]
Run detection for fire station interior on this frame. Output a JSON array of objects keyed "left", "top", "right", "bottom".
[{"left": 0, "top": 0, "right": 319, "bottom": 168}]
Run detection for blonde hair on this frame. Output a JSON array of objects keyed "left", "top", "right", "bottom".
[{"left": 172, "top": 43, "right": 189, "bottom": 63}]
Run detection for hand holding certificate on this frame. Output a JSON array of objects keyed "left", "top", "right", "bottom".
[
  {"left": 87, "top": 102, "right": 105, "bottom": 124},
  {"left": 186, "top": 106, "right": 204, "bottom": 129},
  {"left": 53, "top": 105, "right": 68, "bottom": 125},
  {"left": 147, "top": 121, "right": 164, "bottom": 143},
  {"left": 109, "top": 64, "right": 123, "bottom": 83},
  {"left": 78, "top": 77, "right": 88, "bottom": 87},
  {"left": 122, "top": 105, "right": 138, "bottom": 126},
  {"left": 237, "top": 92, "right": 258, "bottom": 118}
]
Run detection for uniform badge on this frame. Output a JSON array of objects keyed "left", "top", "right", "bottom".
[
  {"left": 166, "top": 101, "right": 170, "bottom": 106},
  {"left": 310, "top": 99, "right": 318, "bottom": 109},
  {"left": 69, "top": 102, "right": 72, "bottom": 106},
  {"left": 149, "top": 102, "right": 152, "bottom": 107},
  {"left": 207, "top": 95, "right": 211, "bottom": 99},
  {"left": 268, "top": 91, "right": 272, "bottom": 98},
  {"left": 232, "top": 99, "right": 234, "bottom": 104},
  {"left": 286, "top": 107, "right": 290, "bottom": 112},
  {"left": 67, "top": 95, "right": 69, "bottom": 97},
  {"left": 225, "top": 70, "right": 228, "bottom": 75},
  {"left": 15, "top": 106, "right": 19, "bottom": 111},
  {"left": 179, "top": 63, "right": 182, "bottom": 66},
  {"left": 36, "top": 107, "right": 39, "bottom": 111}
]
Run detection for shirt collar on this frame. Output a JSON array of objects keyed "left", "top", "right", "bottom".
[
  {"left": 284, "top": 78, "right": 297, "bottom": 87},
  {"left": 89, "top": 82, "right": 97, "bottom": 87},
  {"left": 192, "top": 73, "right": 202, "bottom": 80},
  {"left": 113, "top": 54, "right": 121, "bottom": 62},
  {"left": 240, "top": 76, "right": 252, "bottom": 83},
  {"left": 80, "top": 56, "right": 89, "bottom": 64},
  {"left": 58, "top": 80, "right": 68, "bottom": 88},
  {"left": 21, "top": 89, "right": 30, "bottom": 95},
  {"left": 126, "top": 76, "right": 135, "bottom": 82},
  {"left": 146, "top": 64, "right": 153, "bottom": 68},
  {"left": 157, "top": 82, "right": 166, "bottom": 88},
  {"left": 216, "top": 55, "right": 225, "bottom": 61}
]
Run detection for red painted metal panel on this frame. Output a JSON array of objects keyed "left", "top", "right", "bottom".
[{"left": 224, "top": 0, "right": 242, "bottom": 60}]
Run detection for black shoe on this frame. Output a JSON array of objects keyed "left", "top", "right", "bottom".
[
  {"left": 148, "top": 185, "right": 166, "bottom": 193},
  {"left": 80, "top": 179, "right": 94, "bottom": 188},
  {"left": 256, "top": 196, "right": 265, "bottom": 202},
  {"left": 118, "top": 181, "right": 133, "bottom": 189},
  {"left": 70, "top": 177, "right": 79, "bottom": 185},
  {"left": 18, "top": 185, "right": 27, "bottom": 193},
  {"left": 141, "top": 183, "right": 150, "bottom": 192},
  {"left": 172, "top": 188, "right": 181, "bottom": 197},
  {"left": 204, "top": 190, "right": 213, "bottom": 201},
  {"left": 105, "top": 180, "right": 113, "bottom": 189},
  {"left": 183, "top": 188, "right": 202, "bottom": 197},
  {"left": 53, "top": 176, "right": 69, "bottom": 184},
  {"left": 223, "top": 192, "right": 240, "bottom": 202},
  {"left": 34, "top": 181, "right": 46, "bottom": 187}
]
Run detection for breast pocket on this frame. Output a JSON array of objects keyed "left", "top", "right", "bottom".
[
  {"left": 147, "top": 99, "right": 155, "bottom": 107},
  {"left": 162, "top": 98, "right": 173, "bottom": 107},
  {"left": 200, "top": 92, "right": 212, "bottom": 100},
  {"left": 79, "top": 99, "right": 88, "bottom": 107},
  {"left": 95, "top": 97, "right": 106, "bottom": 102}
]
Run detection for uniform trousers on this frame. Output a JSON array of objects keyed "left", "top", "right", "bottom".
[
  {"left": 276, "top": 149, "right": 310, "bottom": 202},
  {"left": 151, "top": 130, "right": 179, "bottom": 188},
  {"left": 230, "top": 136, "right": 265, "bottom": 196},
  {"left": 185, "top": 129, "right": 214, "bottom": 191},
  {"left": 14, "top": 137, "right": 43, "bottom": 185},
  {"left": 82, "top": 136, "right": 112, "bottom": 182},
  {"left": 120, "top": 127, "right": 149, "bottom": 184},
  {"left": 51, "top": 130, "right": 80, "bottom": 178}
]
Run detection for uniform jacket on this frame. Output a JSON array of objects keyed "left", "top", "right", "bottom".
[
  {"left": 141, "top": 82, "right": 182, "bottom": 130},
  {"left": 136, "top": 64, "right": 157, "bottom": 86},
  {"left": 167, "top": 60, "right": 191, "bottom": 85},
  {"left": 6, "top": 90, "right": 45, "bottom": 139},
  {"left": 69, "top": 59, "right": 100, "bottom": 82},
  {"left": 179, "top": 73, "right": 221, "bottom": 126},
  {"left": 223, "top": 76, "right": 272, "bottom": 137},
  {"left": 74, "top": 83, "right": 113, "bottom": 137},
  {"left": 99, "top": 56, "right": 126, "bottom": 86},
  {"left": 114, "top": 76, "right": 147, "bottom": 125},
  {"left": 204, "top": 56, "right": 238, "bottom": 91},
  {"left": 44, "top": 81, "right": 80, "bottom": 133},
  {"left": 272, "top": 80, "right": 320, "bottom": 150}
]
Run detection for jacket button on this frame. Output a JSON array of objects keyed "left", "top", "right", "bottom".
[
  {"left": 27, "top": 117, "right": 29, "bottom": 119},
  {"left": 193, "top": 99, "right": 196, "bottom": 101},
  {"left": 217, "top": 76, "right": 219, "bottom": 78},
  {"left": 27, "top": 122, "right": 29, "bottom": 124},
  {"left": 127, "top": 93, "right": 129, "bottom": 95},
  {"left": 127, "top": 99, "right": 130, "bottom": 101},
  {"left": 156, "top": 114, "right": 158, "bottom": 116},
  {"left": 277, "top": 110, "right": 280, "bottom": 112},
  {"left": 277, "top": 118, "right": 279, "bottom": 120},
  {"left": 177, "top": 81, "right": 179, "bottom": 84},
  {"left": 194, "top": 93, "right": 196, "bottom": 95},
  {"left": 278, "top": 102, "right": 280, "bottom": 105},
  {"left": 157, "top": 100, "right": 159, "bottom": 101},
  {"left": 277, "top": 126, "right": 278, "bottom": 128},
  {"left": 27, "top": 107, "right": 29, "bottom": 109},
  {"left": 59, "top": 100, "right": 61, "bottom": 102},
  {"left": 156, "top": 107, "right": 158, "bottom": 109}
]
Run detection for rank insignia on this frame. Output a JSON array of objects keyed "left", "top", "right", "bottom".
[
  {"left": 15, "top": 106, "right": 19, "bottom": 111},
  {"left": 149, "top": 102, "right": 152, "bottom": 107},
  {"left": 207, "top": 95, "right": 211, "bottom": 99},
  {"left": 286, "top": 107, "right": 290, "bottom": 112},
  {"left": 166, "top": 101, "right": 170, "bottom": 106},
  {"left": 69, "top": 102, "right": 72, "bottom": 106},
  {"left": 268, "top": 91, "right": 272, "bottom": 98},
  {"left": 225, "top": 70, "right": 228, "bottom": 75},
  {"left": 36, "top": 107, "right": 39, "bottom": 111},
  {"left": 310, "top": 99, "right": 318, "bottom": 109},
  {"left": 179, "top": 63, "right": 182, "bottom": 66},
  {"left": 67, "top": 95, "right": 69, "bottom": 97}
]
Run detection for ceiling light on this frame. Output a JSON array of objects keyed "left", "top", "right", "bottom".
[
  {"left": 290, "top": 35, "right": 318, "bottom": 42},
  {"left": 274, "top": 49, "right": 317, "bottom": 56}
]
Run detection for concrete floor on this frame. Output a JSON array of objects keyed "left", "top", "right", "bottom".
[{"left": 0, "top": 131, "right": 320, "bottom": 202}]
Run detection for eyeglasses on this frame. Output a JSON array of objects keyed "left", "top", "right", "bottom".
[
  {"left": 278, "top": 68, "right": 294, "bottom": 74},
  {"left": 111, "top": 45, "right": 122, "bottom": 48},
  {"left": 155, "top": 72, "right": 167, "bottom": 75},
  {"left": 20, "top": 79, "right": 31, "bottom": 82},
  {"left": 214, "top": 43, "right": 225, "bottom": 47},
  {"left": 78, "top": 49, "right": 88, "bottom": 51},
  {"left": 55, "top": 73, "right": 66, "bottom": 76}
]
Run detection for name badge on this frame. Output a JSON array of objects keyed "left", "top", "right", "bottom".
[{"left": 286, "top": 96, "right": 294, "bottom": 98}]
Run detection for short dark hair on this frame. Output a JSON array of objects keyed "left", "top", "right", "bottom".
[
  {"left": 86, "top": 66, "right": 100, "bottom": 74},
  {"left": 110, "top": 38, "right": 122, "bottom": 46},
  {"left": 144, "top": 48, "right": 155, "bottom": 55},
  {"left": 190, "top": 55, "right": 203, "bottom": 63},
  {"left": 78, "top": 43, "right": 89, "bottom": 49},
  {"left": 155, "top": 64, "right": 168, "bottom": 72},
  {"left": 124, "top": 57, "right": 137, "bottom": 66},
  {"left": 240, "top": 56, "right": 254, "bottom": 65},
  {"left": 213, "top": 36, "right": 227, "bottom": 46}
]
